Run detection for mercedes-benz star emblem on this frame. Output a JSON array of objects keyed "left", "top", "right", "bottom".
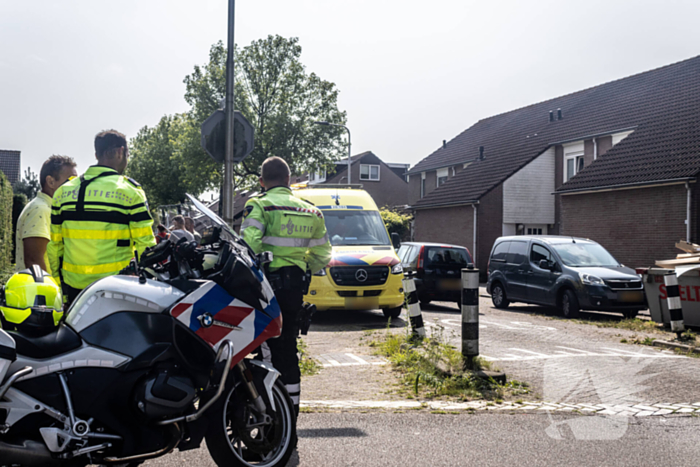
[
  {"left": 355, "top": 269, "right": 368, "bottom": 282},
  {"left": 199, "top": 313, "right": 214, "bottom": 328}
]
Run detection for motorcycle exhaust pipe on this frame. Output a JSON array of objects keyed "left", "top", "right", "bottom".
[{"left": 0, "top": 439, "right": 61, "bottom": 465}]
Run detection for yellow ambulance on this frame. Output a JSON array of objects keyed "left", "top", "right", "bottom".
[{"left": 293, "top": 186, "right": 405, "bottom": 318}]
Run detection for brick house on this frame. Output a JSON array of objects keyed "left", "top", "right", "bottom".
[
  {"left": 0, "top": 150, "right": 21, "bottom": 184},
  {"left": 308, "top": 151, "right": 409, "bottom": 209},
  {"left": 407, "top": 55, "right": 700, "bottom": 273}
]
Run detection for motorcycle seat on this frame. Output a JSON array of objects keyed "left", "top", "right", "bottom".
[{"left": 9, "top": 324, "right": 82, "bottom": 359}]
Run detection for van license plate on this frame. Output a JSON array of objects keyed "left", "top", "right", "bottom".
[
  {"left": 439, "top": 279, "right": 462, "bottom": 291},
  {"left": 618, "top": 291, "right": 644, "bottom": 303}
]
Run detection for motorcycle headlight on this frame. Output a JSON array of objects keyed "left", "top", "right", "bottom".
[
  {"left": 580, "top": 273, "right": 604, "bottom": 285},
  {"left": 314, "top": 268, "right": 327, "bottom": 276},
  {"left": 391, "top": 264, "right": 403, "bottom": 274}
]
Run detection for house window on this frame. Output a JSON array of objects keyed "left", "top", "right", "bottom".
[
  {"left": 360, "top": 164, "right": 380, "bottom": 181},
  {"left": 309, "top": 169, "right": 326, "bottom": 184},
  {"left": 420, "top": 172, "right": 426, "bottom": 198},
  {"left": 563, "top": 141, "right": 585, "bottom": 183},
  {"left": 436, "top": 168, "right": 448, "bottom": 187},
  {"left": 526, "top": 228, "right": 543, "bottom": 235}
]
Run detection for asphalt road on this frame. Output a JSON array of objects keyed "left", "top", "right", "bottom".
[
  {"left": 144, "top": 412, "right": 700, "bottom": 466},
  {"left": 416, "top": 292, "right": 700, "bottom": 405}
]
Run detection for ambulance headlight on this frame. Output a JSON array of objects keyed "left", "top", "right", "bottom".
[
  {"left": 314, "top": 268, "right": 327, "bottom": 276},
  {"left": 391, "top": 264, "right": 403, "bottom": 275}
]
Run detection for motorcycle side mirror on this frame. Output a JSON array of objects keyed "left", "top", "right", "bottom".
[{"left": 391, "top": 232, "right": 401, "bottom": 249}]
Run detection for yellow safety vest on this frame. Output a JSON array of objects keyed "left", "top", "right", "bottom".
[
  {"left": 48, "top": 165, "right": 156, "bottom": 289},
  {"left": 241, "top": 186, "right": 331, "bottom": 273}
]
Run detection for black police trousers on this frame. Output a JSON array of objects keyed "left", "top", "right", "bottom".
[{"left": 266, "top": 267, "right": 303, "bottom": 411}]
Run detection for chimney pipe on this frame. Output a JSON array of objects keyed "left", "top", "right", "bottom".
[
  {"left": 557, "top": 108, "right": 562, "bottom": 120},
  {"left": 443, "top": 140, "right": 447, "bottom": 149},
  {"left": 549, "top": 110, "right": 554, "bottom": 122},
  {"left": 479, "top": 146, "right": 484, "bottom": 161}
]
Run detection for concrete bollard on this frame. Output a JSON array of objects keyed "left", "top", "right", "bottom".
[
  {"left": 461, "top": 266, "right": 479, "bottom": 369},
  {"left": 403, "top": 272, "right": 425, "bottom": 338},
  {"left": 664, "top": 273, "right": 685, "bottom": 337}
]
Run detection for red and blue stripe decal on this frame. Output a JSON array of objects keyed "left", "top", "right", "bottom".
[{"left": 170, "top": 282, "right": 282, "bottom": 351}]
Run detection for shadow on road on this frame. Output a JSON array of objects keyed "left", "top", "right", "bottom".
[{"left": 309, "top": 308, "right": 406, "bottom": 332}]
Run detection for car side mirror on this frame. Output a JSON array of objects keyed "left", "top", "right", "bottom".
[
  {"left": 539, "top": 259, "right": 552, "bottom": 270},
  {"left": 391, "top": 232, "right": 401, "bottom": 249}
]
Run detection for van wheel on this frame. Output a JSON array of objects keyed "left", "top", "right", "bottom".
[
  {"left": 560, "top": 289, "right": 580, "bottom": 319},
  {"left": 491, "top": 283, "right": 509, "bottom": 309},
  {"left": 383, "top": 307, "right": 402, "bottom": 319}
]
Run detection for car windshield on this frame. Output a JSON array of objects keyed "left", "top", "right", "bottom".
[
  {"left": 551, "top": 242, "right": 619, "bottom": 267},
  {"left": 323, "top": 210, "right": 391, "bottom": 246}
]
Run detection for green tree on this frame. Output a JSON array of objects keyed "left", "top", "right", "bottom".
[
  {"left": 380, "top": 207, "right": 413, "bottom": 241},
  {"left": 13, "top": 167, "right": 40, "bottom": 199},
  {"left": 127, "top": 35, "right": 347, "bottom": 208},
  {"left": 0, "top": 171, "right": 14, "bottom": 274}
]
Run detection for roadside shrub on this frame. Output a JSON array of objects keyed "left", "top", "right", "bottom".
[
  {"left": 380, "top": 207, "right": 412, "bottom": 241},
  {"left": 11, "top": 193, "right": 28, "bottom": 263},
  {"left": 0, "top": 171, "right": 13, "bottom": 274}
]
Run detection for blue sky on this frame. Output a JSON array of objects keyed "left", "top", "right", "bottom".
[{"left": 1, "top": 0, "right": 699, "bottom": 177}]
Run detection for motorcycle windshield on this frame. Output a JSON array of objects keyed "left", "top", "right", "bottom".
[{"left": 185, "top": 194, "right": 238, "bottom": 242}]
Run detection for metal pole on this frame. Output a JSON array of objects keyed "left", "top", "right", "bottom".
[
  {"left": 461, "top": 266, "right": 479, "bottom": 369},
  {"left": 222, "top": 0, "right": 236, "bottom": 226},
  {"left": 346, "top": 126, "right": 352, "bottom": 184},
  {"left": 403, "top": 272, "right": 425, "bottom": 338},
  {"left": 664, "top": 272, "right": 685, "bottom": 337}
]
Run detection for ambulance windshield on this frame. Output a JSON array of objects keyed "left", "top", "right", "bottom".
[{"left": 323, "top": 210, "right": 391, "bottom": 246}]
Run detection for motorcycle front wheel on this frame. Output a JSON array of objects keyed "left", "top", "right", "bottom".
[{"left": 206, "top": 378, "right": 296, "bottom": 467}]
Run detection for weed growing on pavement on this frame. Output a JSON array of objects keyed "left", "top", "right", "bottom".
[
  {"left": 297, "top": 338, "right": 320, "bottom": 376},
  {"left": 368, "top": 323, "right": 527, "bottom": 401}
]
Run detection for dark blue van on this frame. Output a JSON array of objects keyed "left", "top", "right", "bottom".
[{"left": 486, "top": 236, "right": 646, "bottom": 318}]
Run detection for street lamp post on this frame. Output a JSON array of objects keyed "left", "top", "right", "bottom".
[{"left": 314, "top": 121, "right": 352, "bottom": 184}]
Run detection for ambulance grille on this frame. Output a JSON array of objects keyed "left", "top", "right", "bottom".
[{"left": 330, "top": 266, "right": 389, "bottom": 286}]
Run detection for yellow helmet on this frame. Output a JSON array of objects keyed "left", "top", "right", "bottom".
[{"left": 0, "top": 265, "right": 63, "bottom": 334}]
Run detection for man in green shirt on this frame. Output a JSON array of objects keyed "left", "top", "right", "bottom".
[{"left": 15, "top": 155, "right": 77, "bottom": 275}]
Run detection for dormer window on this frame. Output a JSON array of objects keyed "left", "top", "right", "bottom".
[
  {"left": 309, "top": 169, "right": 326, "bottom": 184},
  {"left": 360, "top": 164, "right": 380, "bottom": 181},
  {"left": 437, "top": 168, "right": 448, "bottom": 186},
  {"left": 563, "top": 141, "right": 585, "bottom": 183}
]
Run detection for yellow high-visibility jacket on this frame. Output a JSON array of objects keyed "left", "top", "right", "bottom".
[
  {"left": 48, "top": 165, "right": 156, "bottom": 290},
  {"left": 241, "top": 186, "right": 331, "bottom": 274}
]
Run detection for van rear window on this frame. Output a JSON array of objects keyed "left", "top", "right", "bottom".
[
  {"left": 491, "top": 241, "right": 510, "bottom": 262},
  {"left": 426, "top": 247, "right": 471, "bottom": 267}
]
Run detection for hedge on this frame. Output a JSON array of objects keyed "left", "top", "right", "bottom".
[
  {"left": 0, "top": 171, "right": 13, "bottom": 274},
  {"left": 11, "top": 193, "right": 28, "bottom": 263}
]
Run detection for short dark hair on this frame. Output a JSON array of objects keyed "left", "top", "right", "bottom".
[
  {"left": 95, "top": 129, "right": 127, "bottom": 159},
  {"left": 40, "top": 155, "right": 76, "bottom": 189},
  {"left": 261, "top": 157, "right": 290, "bottom": 186},
  {"left": 157, "top": 224, "right": 167, "bottom": 233}
]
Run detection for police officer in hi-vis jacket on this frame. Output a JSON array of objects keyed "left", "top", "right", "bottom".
[
  {"left": 49, "top": 130, "right": 156, "bottom": 306},
  {"left": 242, "top": 157, "right": 332, "bottom": 415}
]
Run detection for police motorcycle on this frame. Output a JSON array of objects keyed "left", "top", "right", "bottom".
[{"left": 0, "top": 195, "right": 296, "bottom": 467}]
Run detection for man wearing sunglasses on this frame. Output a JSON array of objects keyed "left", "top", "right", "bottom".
[{"left": 15, "top": 155, "right": 78, "bottom": 276}]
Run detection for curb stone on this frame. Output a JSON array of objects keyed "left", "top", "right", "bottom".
[{"left": 652, "top": 340, "right": 700, "bottom": 355}]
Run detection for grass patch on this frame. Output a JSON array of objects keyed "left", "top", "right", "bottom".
[
  {"left": 369, "top": 324, "right": 528, "bottom": 401},
  {"left": 297, "top": 338, "right": 321, "bottom": 377},
  {"left": 575, "top": 317, "right": 663, "bottom": 333}
]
